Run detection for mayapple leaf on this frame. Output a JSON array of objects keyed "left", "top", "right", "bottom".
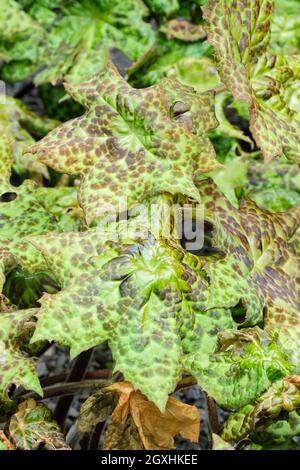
[
  {"left": 271, "top": 0, "right": 300, "bottom": 55},
  {"left": 0, "top": 0, "right": 155, "bottom": 85},
  {"left": 198, "top": 179, "right": 300, "bottom": 339},
  {"left": 129, "top": 41, "right": 216, "bottom": 90},
  {"left": 203, "top": 0, "right": 300, "bottom": 163},
  {"left": 144, "top": 0, "right": 179, "bottom": 16},
  {"left": 0, "top": 431, "right": 14, "bottom": 450},
  {"left": 0, "top": 309, "right": 42, "bottom": 406},
  {"left": 28, "top": 63, "right": 220, "bottom": 225},
  {"left": 184, "top": 327, "right": 290, "bottom": 410},
  {"left": 160, "top": 19, "right": 206, "bottom": 42},
  {"left": 29, "top": 216, "right": 211, "bottom": 411},
  {"left": 102, "top": 382, "right": 200, "bottom": 450},
  {"left": 222, "top": 375, "right": 300, "bottom": 442},
  {"left": 212, "top": 433, "right": 235, "bottom": 450},
  {"left": 0, "top": 181, "right": 82, "bottom": 273},
  {"left": 7, "top": 399, "right": 70, "bottom": 450},
  {"left": 250, "top": 410, "right": 300, "bottom": 450},
  {"left": 0, "top": 93, "right": 58, "bottom": 191},
  {"left": 245, "top": 158, "right": 300, "bottom": 212}
]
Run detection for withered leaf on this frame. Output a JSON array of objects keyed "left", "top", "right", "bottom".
[{"left": 103, "top": 382, "right": 200, "bottom": 450}]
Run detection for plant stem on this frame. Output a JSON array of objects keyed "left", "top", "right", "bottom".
[
  {"left": 204, "top": 391, "right": 222, "bottom": 449},
  {"left": 175, "top": 376, "right": 197, "bottom": 391},
  {"left": 26, "top": 378, "right": 112, "bottom": 400},
  {"left": 40, "top": 369, "right": 112, "bottom": 387},
  {"left": 54, "top": 348, "right": 93, "bottom": 429}
]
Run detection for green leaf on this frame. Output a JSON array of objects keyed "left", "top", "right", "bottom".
[
  {"left": 271, "top": 0, "right": 300, "bottom": 55},
  {"left": 185, "top": 327, "right": 290, "bottom": 409},
  {"left": 203, "top": 156, "right": 248, "bottom": 208},
  {"left": 0, "top": 0, "right": 156, "bottom": 85},
  {"left": 28, "top": 63, "right": 220, "bottom": 225},
  {"left": 245, "top": 158, "right": 300, "bottom": 212},
  {"left": 0, "top": 182, "right": 82, "bottom": 273},
  {"left": 0, "top": 93, "right": 58, "bottom": 191},
  {"left": 29, "top": 217, "right": 211, "bottom": 411},
  {"left": 222, "top": 375, "right": 300, "bottom": 442},
  {"left": 251, "top": 410, "right": 300, "bottom": 450},
  {"left": 0, "top": 179, "right": 83, "bottom": 292},
  {"left": 197, "top": 179, "right": 300, "bottom": 340},
  {"left": 8, "top": 399, "right": 70, "bottom": 449},
  {"left": 212, "top": 433, "right": 235, "bottom": 450},
  {"left": 144, "top": 0, "right": 179, "bottom": 16},
  {"left": 203, "top": 0, "right": 300, "bottom": 163},
  {"left": 129, "top": 41, "right": 215, "bottom": 90},
  {"left": 0, "top": 309, "right": 42, "bottom": 406}
]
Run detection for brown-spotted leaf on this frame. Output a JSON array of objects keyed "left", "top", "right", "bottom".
[
  {"left": 203, "top": 0, "right": 300, "bottom": 163},
  {"left": 8, "top": 399, "right": 70, "bottom": 450},
  {"left": 0, "top": 431, "right": 14, "bottom": 450},
  {"left": 103, "top": 382, "right": 200, "bottom": 450},
  {"left": 0, "top": 93, "right": 58, "bottom": 192},
  {"left": 222, "top": 375, "right": 300, "bottom": 442},
  {"left": 29, "top": 208, "right": 211, "bottom": 411},
  {"left": 28, "top": 62, "right": 220, "bottom": 225},
  {"left": 198, "top": 179, "right": 300, "bottom": 362},
  {"left": 160, "top": 19, "right": 206, "bottom": 42},
  {"left": 0, "top": 308, "right": 42, "bottom": 406}
]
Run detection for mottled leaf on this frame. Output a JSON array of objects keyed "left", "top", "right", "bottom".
[
  {"left": 0, "top": 309, "right": 42, "bottom": 406},
  {"left": 203, "top": 0, "right": 300, "bottom": 163},
  {"left": 29, "top": 213, "right": 211, "bottom": 411},
  {"left": 222, "top": 375, "right": 300, "bottom": 442},
  {"left": 0, "top": 182, "right": 82, "bottom": 273},
  {"left": 0, "top": 93, "right": 58, "bottom": 191},
  {"left": 8, "top": 399, "right": 70, "bottom": 450},
  {"left": 161, "top": 19, "right": 206, "bottom": 42},
  {"left": 185, "top": 327, "right": 290, "bottom": 409},
  {"left": 28, "top": 63, "right": 219, "bottom": 225},
  {"left": 197, "top": 179, "right": 300, "bottom": 353},
  {"left": 0, "top": 0, "right": 155, "bottom": 85}
]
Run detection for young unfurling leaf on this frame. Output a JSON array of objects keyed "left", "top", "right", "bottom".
[
  {"left": 222, "top": 375, "right": 300, "bottom": 443},
  {"left": 185, "top": 327, "right": 290, "bottom": 409}
]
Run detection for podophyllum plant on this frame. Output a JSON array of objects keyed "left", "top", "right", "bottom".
[{"left": 0, "top": 0, "right": 299, "bottom": 451}]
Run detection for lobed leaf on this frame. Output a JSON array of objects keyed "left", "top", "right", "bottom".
[
  {"left": 0, "top": 182, "right": 82, "bottom": 274},
  {"left": 0, "top": 308, "right": 42, "bottom": 406},
  {"left": 28, "top": 63, "right": 220, "bottom": 225},
  {"left": 185, "top": 327, "right": 290, "bottom": 409},
  {"left": 203, "top": 0, "right": 300, "bottom": 163},
  {"left": 7, "top": 399, "right": 70, "bottom": 450},
  {"left": 222, "top": 375, "right": 300, "bottom": 442},
  {"left": 0, "top": 0, "right": 156, "bottom": 85},
  {"left": 197, "top": 179, "right": 300, "bottom": 364}
]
